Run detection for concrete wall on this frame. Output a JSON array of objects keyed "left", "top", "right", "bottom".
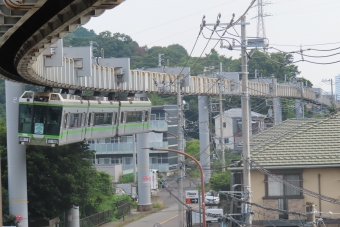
[
  {"left": 303, "top": 168, "right": 340, "bottom": 218},
  {"left": 94, "top": 164, "right": 123, "bottom": 182}
]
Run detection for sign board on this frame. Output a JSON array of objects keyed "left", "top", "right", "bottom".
[
  {"left": 185, "top": 190, "right": 199, "bottom": 204},
  {"left": 192, "top": 208, "right": 223, "bottom": 224},
  {"left": 150, "top": 169, "right": 159, "bottom": 190}
]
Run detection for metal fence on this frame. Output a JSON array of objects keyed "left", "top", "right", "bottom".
[
  {"left": 79, "top": 209, "right": 114, "bottom": 227},
  {"left": 79, "top": 200, "right": 130, "bottom": 227}
]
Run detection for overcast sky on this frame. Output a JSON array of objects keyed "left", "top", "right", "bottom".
[{"left": 84, "top": 0, "right": 340, "bottom": 92}]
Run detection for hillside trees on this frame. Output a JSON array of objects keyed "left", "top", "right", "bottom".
[{"left": 0, "top": 120, "right": 117, "bottom": 219}]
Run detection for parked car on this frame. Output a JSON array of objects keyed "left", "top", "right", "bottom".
[
  {"left": 205, "top": 190, "right": 219, "bottom": 204},
  {"left": 205, "top": 195, "right": 220, "bottom": 205}
]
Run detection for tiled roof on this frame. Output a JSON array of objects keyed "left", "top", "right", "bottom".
[{"left": 250, "top": 116, "right": 340, "bottom": 167}]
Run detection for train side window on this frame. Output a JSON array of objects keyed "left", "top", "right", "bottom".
[
  {"left": 93, "top": 113, "right": 113, "bottom": 126},
  {"left": 63, "top": 113, "right": 68, "bottom": 129},
  {"left": 144, "top": 111, "right": 149, "bottom": 122},
  {"left": 69, "top": 113, "right": 82, "bottom": 128},
  {"left": 126, "top": 111, "right": 142, "bottom": 123}
]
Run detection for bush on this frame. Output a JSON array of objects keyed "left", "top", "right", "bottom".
[
  {"left": 119, "top": 175, "right": 134, "bottom": 183},
  {"left": 152, "top": 201, "right": 164, "bottom": 209}
]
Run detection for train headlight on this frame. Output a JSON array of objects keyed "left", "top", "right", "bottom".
[
  {"left": 47, "top": 139, "right": 58, "bottom": 144},
  {"left": 19, "top": 137, "right": 30, "bottom": 142}
]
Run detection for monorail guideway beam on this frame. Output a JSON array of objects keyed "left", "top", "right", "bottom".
[{"left": 6, "top": 81, "right": 28, "bottom": 227}]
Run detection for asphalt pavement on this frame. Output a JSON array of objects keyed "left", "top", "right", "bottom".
[{"left": 99, "top": 178, "right": 208, "bottom": 227}]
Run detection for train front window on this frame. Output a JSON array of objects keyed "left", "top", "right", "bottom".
[
  {"left": 33, "top": 106, "right": 47, "bottom": 134},
  {"left": 46, "top": 107, "right": 62, "bottom": 135},
  {"left": 19, "top": 104, "right": 33, "bottom": 133},
  {"left": 32, "top": 106, "right": 62, "bottom": 135}
]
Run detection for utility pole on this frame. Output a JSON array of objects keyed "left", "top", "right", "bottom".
[
  {"left": 177, "top": 74, "right": 184, "bottom": 227},
  {"left": 331, "top": 79, "right": 334, "bottom": 105},
  {"left": 272, "top": 76, "right": 276, "bottom": 126},
  {"left": 241, "top": 16, "right": 252, "bottom": 226},
  {"left": 158, "top": 53, "right": 164, "bottom": 67},
  {"left": 133, "top": 134, "right": 137, "bottom": 184},
  {"left": 300, "top": 80, "right": 304, "bottom": 118},
  {"left": 219, "top": 62, "right": 225, "bottom": 172}
]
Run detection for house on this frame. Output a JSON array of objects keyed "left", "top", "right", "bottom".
[
  {"left": 229, "top": 117, "right": 340, "bottom": 226},
  {"left": 214, "top": 108, "right": 266, "bottom": 152}
]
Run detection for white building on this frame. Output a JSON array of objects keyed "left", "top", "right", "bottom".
[
  {"left": 214, "top": 108, "right": 266, "bottom": 152},
  {"left": 335, "top": 74, "right": 340, "bottom": 101}
]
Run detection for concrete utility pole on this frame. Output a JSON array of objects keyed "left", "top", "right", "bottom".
[
  {"left": 133, "top": 134, "right": 137, "bottom": 184},
  {"left": 240, "top": 16, "right": 252, "bottom": 226},
  {"left": 198, "top": 95, "right": 211, "bottom": 183},
  {"left": 177, "top": 75, "right": 185, "bottom": 227},
  {"left": 272, "top": 76, "right": 277, "bottom": 126},
  {"left": 300, "top": 80, "right": 304, "bottom": 118},
  {"left": 331, "top": 79, "right": 334, "bottom": 105},
  {"left": 219, "top": 62, "right": 225, "bottom": 172}
]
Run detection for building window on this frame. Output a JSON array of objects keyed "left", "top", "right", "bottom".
[
  {"left": 223, "top": 122, "right": 226, "bottom": 128},
  {"left": 267, "top": 174, "right": 301, "bottom": 197},
  {"left": 224, "top": 138, "right": 229, "bottom": 144}
]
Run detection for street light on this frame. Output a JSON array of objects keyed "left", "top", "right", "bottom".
[
  {"left": 149, "top": 130, "right": 178, "bottom": 138},
  {"left": 145, "top": 147, "right": 207, "bottom": 227}
]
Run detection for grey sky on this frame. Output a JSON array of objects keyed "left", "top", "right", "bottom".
[{"left": 84, "top": 0, "right": 340, "bottom": 92}]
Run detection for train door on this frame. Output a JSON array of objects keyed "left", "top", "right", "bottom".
[
  {"left": 119, "top": 111, "right": 126, "bottom": 135},
  {"left": 112, "top": 112, "right": 118, "bottom": 136},
  {"left": 81, "top": 112, "right": 86, "bottom": 140},
  {"left": 143, "top": 110, "right": 149, "bottom": 131},
  {"left": 62, "top": 113, "right": 70, "bottom": 143}
]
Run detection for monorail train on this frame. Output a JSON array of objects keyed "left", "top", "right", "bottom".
[{"left": 18, "top": 91, "right": 151, "bottom": 147}]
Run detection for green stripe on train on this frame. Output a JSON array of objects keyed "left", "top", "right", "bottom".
[{"left": 19, "top": 102, "right": 119, "bottom": 108}]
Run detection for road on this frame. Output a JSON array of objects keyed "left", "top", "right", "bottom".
[
  {"left": 124, "top": 204, "right": 221, "bottom": 227},
  {"left": 124, "top": 177, "right": 221, "bottom": 227},
  {"left": 124, "top": 204, "right": 178, "bottom": 227}
]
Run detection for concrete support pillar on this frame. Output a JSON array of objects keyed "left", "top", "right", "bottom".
[
  {"left": 65, "top": 206, "right": 80, "bottom": 227},
  {"left": 312, "top": 104, "right": 318, "bottom": 116},
  {"left": 137, "top": 133, "right": 152, "bottom": 211},
  {"left": 198, "top": 96, "right": 210, "bottom": 183},
  {"left": 273, "top": 97, "right": 282, "bottom": 124},
  {"left": 295, "top": 99, "right": 303, "bottom": 119},
  {"left": 5, "top": 81, "right": 28, "bottom": 227}
]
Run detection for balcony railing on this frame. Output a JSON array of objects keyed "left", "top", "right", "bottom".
[
  {"left": 122, "top": 163, "right": 169, "bottom": 173},
  {"left": 149, "top": 120, "right": 168, "bottom": 131},
  {"left": 89, "top": 141, "right": 168, "bottom": 154}
]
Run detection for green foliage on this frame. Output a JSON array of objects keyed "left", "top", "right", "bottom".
[
  {"left": 3, "top": 214, "right": 17, "bottom": 226},
  {"left": 209, "top": 172, "right": 230, "bottom": 191},
  {"left": 119, "top": 174, "right": 134, "bottom": 183},
  {"left": 0, "top": 119, "right": 117, "bottom": 219},
  {"left": 185, "top": 139, "right": 200, "bottom": 161},
  {"left": 147, "top": 94, "right": 176, "bottom": 106},
  {"left": 327, "top": 105, "right": 338, "bottom": 116}
]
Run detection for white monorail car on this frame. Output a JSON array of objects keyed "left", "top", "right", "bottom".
[{"left": 18, "top": 91, "right": 151, "bottom": 146}]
